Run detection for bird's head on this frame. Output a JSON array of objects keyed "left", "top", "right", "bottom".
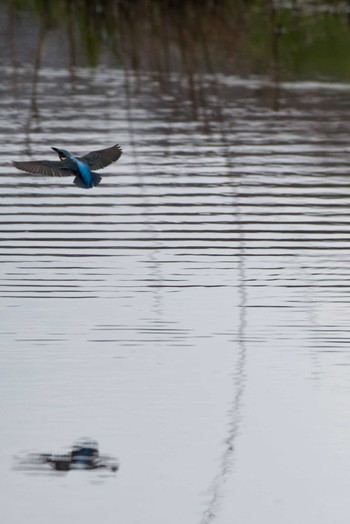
[{"left": 51, "top": 147, "right": 70, "bottom": 160}]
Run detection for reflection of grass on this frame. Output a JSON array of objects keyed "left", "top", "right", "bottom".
[
  {"left": 285, "top": 14, "right": 350, "bottom": 80},
  {"left": 3, "top": 0, "right": 350, "bottom": 80},
  {"left": 250, "top": 7, "right": 350, "bottom": 80}
]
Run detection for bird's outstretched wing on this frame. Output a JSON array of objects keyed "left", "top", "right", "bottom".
[
  {"left": 13, "top": 159, "right": 74, "bottom": 177},
  {"left": 79, "top": 144, "right": 122, "bottom": 171}
]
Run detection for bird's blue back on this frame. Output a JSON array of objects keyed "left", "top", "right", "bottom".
[
  {"left": 65, "top": 151, "right": 93, "bottom": 187},
  {"left": 75, "top": 158, "right": 93, "bottom": 186}
]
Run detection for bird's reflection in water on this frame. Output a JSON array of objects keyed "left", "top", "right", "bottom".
[{"left": 13, "top": 438, "right": 119, "bottom": 477}]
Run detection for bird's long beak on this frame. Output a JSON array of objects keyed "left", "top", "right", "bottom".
[{"left": 51, "top": 147, "right": 67, "bottom": 160}]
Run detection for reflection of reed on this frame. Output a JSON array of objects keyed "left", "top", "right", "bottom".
[
  {"left": 28, "top": 23, "right": 45, "bottom": 123},
  {"left": 6, "top": 1, "right": 18, "bottom": 94},
  {"left": 269, "top": 0, "right": 283, "bottom": 111},
  {"left": 199, "top": 60, "right": 248, "bottom": 521},
  {"left": 3, "top": 0, "right": 350, "bottom": 81},
  {"left": 200, "top": 271, "right": 247, "bottom": 524},
  {"left": 25, "top": 8, "right": 50, "bottom": 154},
  {"left": 65, "top": 0, "right": 77, "bottom": 86}
]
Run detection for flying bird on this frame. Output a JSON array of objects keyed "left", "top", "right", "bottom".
[{"left": 13, "top": 144, "right": 122, "bottom": 188}]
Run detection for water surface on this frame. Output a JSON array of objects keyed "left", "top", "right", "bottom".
[{"left": 1, "top": 66, "right": 350, "bottom": 523}]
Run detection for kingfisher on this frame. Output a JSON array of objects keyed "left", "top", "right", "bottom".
[{"left": 13, "top": 143, "right": 122, "bottom": 188}]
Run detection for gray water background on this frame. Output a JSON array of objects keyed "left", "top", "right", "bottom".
[{"left": 1, "top": 7, "right": 350, "bottom": 524}]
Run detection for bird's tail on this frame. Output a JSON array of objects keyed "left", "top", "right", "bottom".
[{"left": 73, "top": 172, "right": 102, "bottom": 189}]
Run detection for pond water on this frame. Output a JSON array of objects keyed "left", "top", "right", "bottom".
[{"left": 1, "top": 65, "right": 350, "bottom": 523}]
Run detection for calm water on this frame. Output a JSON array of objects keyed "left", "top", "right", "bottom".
[{"left": 1, "top": 66, "right": 350, "bottom": 523}]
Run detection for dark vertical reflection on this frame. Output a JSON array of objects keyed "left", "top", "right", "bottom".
[
  {"left": 7, "top": 1, "right": 18, "bottom": 95},
  {"left": 270, "top": 1, "right": 282, "bottom": 111},
  {"left": 65, "top": 0, "right": 77, "bottom": 87},
  {"left": 25, "top": 7, "right": 51, "bottom": 151},
  {"left": 200, "top": 262, "right": 247, "bottom": 524},
  {"left": 123, "top": 67, "right": 139, "bottom": 170},
  {"left": 197, "top": 44, "right": 248, "bottom": 518}
]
